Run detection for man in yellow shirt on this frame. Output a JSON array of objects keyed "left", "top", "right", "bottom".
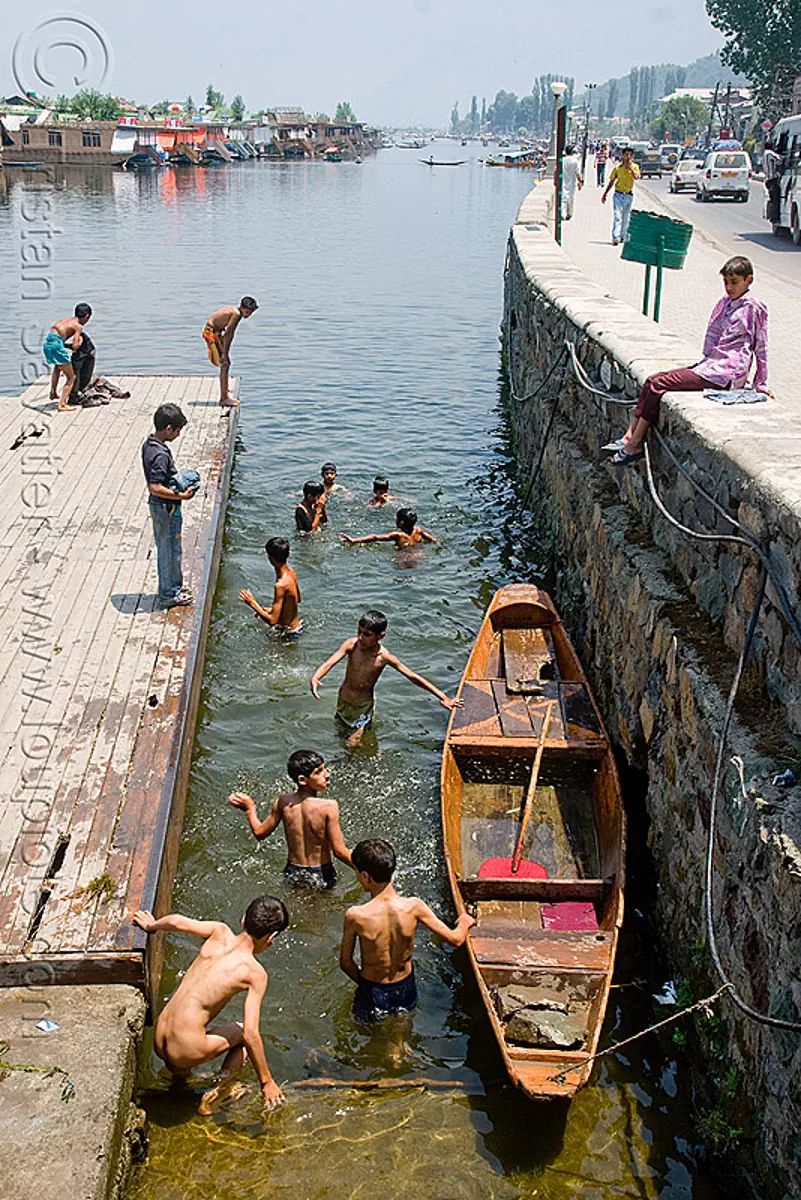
[{"left": 601, "top": 147, "right": 640, "bottom": 245}]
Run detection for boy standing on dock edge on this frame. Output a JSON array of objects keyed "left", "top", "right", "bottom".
[
  {"left": 142, "top": 403, "right": 197, "bottom": 608},
  {"left": 203, "top": 297, "right": 258, "bottom": 407}
]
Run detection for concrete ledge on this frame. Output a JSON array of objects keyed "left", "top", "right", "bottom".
[{"left": 0, "top": 986, "right": 145, "bottom": 1200}]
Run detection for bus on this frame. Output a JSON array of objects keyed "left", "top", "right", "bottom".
[{"left": 767, "top": 113, "right": 801, "bottom": 243}]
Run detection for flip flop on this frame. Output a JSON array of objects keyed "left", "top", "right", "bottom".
[{"left": 609, "top": 447, "right": 644, "bottom": 466}]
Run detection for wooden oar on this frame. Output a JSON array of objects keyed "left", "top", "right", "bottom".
[{"left": 511, "top": 699, "right": 555, "bottom": 873}]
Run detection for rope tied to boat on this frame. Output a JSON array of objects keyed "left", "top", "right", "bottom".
[{"left": 547, "top": 984, "right": 735, "bottom": 1086}]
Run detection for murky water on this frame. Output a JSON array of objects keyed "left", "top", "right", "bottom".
[{"left": 1, "top": 148, "right": 724, "bottom": 1198}]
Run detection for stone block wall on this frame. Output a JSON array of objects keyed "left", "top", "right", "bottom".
[{"left": 505, "top": 185, "right": 801, "bottom": 1194}]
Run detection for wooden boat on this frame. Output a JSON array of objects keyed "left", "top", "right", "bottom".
[
  {"left": 441, "top": 584, "right": 625, "bottom": 1100},
  {"left": 421, "top": 157, "right": 465, "bottom": 166}
]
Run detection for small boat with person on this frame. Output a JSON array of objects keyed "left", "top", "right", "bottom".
[
  {"left": 441, "top": 584, "right": 625, "bottom": 1100},
  {"left": 421, "top": 156, "right": 465, "bottom": 166}
]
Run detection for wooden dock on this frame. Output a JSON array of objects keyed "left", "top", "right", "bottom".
[{"left": 0, "top": 376, "right": 236, "bottom": 994}]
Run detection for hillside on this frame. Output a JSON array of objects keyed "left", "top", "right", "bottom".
[{"left": 591, "top": 50, "right": 748, "bottom": 118}]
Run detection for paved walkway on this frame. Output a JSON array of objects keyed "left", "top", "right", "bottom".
[{"left": 559, "top": 178, "right": 797, "bottom": 404}]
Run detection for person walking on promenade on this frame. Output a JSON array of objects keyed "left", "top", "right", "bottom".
[
  {"left": 763, "top": 138, "right": 783, "bottom": 226},
  {"left": 601, "top": 147, "right": 640, "bottom": 245},
  {"left": 604, "top": 255, "right": 770, "bottom": 466},
  {"left": 595, "top": 141, "right": 608, "bottom": 187},
  {"left": 142, "top": 403, "right": 198, "bottom": 607},
  {"left": 559, "top": 145, "right": 583, "bottom": 220}
]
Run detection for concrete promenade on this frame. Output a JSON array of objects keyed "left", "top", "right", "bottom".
[
  {"left": 556, "top": 175, "right": 799, "bottom": 401},
  {"left": 0, "top": 377, "right": 235, "bottom": 1196}
]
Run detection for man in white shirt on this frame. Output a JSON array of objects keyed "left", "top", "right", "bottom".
[{"left": 560, "top": 145, "right": 583, "bottom": 220}]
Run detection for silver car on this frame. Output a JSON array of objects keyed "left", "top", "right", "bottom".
[{"left": 669, "top": 149, "right": 706, "bottom": 192}]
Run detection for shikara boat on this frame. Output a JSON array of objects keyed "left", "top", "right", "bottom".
[{"left": 441, "top": 584, "right": 625, "bottom": 1100}]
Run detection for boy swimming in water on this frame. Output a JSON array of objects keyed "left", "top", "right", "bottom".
[
  {"left": 44, "top": 303, "right": 92, "bottom": 412},
  {"left": 239, "top": 536, "right": 303, "bottom": 638},
  {"left": 132, "top": 896, "right": 288, "bottom": 1113},
  {"left": 309, "top": 609, "right": 461, "bottom": 745},
  {"left": 202, "top": 297, "right": 258, "bottom": 407},
  {"left": 295, "top": 480, "right": 328, "bottom": 532},
  {"left": 340, "top": 838, "right": 474, "bottom": 1022},
  {"left": 340, "top": 507, "right": 437, "bottom": 549},
  {"left": 228, "top": 750, "right": 352, "bottom": 889},
  {"left": 368, "top": 477, "right": 391, "bottom": 507}
]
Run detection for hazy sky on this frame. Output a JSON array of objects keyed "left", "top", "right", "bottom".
[{"left": 3, "top": 0, "right": 724, "bottom": 125}]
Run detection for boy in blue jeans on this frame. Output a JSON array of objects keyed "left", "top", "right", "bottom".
[{"left": 141, "top": 403, "right": 198, "bottom": 607}]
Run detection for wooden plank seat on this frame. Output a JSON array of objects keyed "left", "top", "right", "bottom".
[
  {"left": 451, "top": 681, "right": 606, "bottom": 750},
  {"left": 470, "top": 921, "right": 613, "bottom": 972},
  {"left": 459, "top": 877, "right": 608, "bottom": 904}
]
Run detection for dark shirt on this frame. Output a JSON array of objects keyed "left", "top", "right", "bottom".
[
  {"left": 142, "top": 435, "right": 178, "bottom": 501},
  {"left": 295, "top": 503, "right": 313, "bottom": 532}
]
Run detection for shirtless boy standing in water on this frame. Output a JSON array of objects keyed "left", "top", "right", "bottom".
[
  {"left": 340, "top": 839, "right": 474, "bottom": 1022},
  {"left": 228, "top": 750, "right": 352, "bottom": 890},
  {"left": 340, "top": 507, "right": 437, "bottom": 549},
  {"left": 132, "top": 896, "right": 288, "bottom": 1113},
  {"left": 240, "top": 536, "right": 303, "bottom": 638},
  {"left": 309, "top": 609, "right": 461, "bottom": 745},
  {"left": 202, "top": 297, "right": 258, "bottom": 407}
]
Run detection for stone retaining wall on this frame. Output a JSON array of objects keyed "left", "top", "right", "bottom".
[{"left": 505, "top": 184, "right": 801, "bottom": 1195}]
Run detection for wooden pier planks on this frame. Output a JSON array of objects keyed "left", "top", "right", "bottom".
[{"left": 0, "top": 377, "right": 236, "bottom": 990}]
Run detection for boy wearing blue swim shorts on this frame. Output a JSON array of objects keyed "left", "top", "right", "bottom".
[
  {"left": 340, "top": 839, "right": 474, "bottom": 1023},
  {"left": 44, "top": 303, "right": 92, "bottom": 413}
]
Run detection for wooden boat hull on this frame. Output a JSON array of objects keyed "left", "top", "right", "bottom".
[{"left": 441, "top": 584, "right": 625, "bottom": 1100}]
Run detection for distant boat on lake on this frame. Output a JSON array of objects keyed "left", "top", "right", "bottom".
[{"left": 421, "top": 156, "right": 465, "bottom": 167}]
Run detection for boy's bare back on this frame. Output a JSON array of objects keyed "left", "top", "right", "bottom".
[
  {"left": 277, "top": 792, "right": 342, "bottom": 866},
  {"left": 152, "top": 923, "right": 264, "bottom": 1061},
  {"left": 51, "top": 316, "right": 83, "bottom": 342},
  {"left": 346, "top": 891, "right": 422, "bottom": 983},
  {"left": 274, "top": 565, "right": 300, "bottom": 628}
]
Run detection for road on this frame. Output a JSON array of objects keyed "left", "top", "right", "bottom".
[{"left": 640, "top": 175, "right": 801, "bottom": 291}]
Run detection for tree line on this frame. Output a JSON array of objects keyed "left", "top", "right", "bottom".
[
  {"left": 46, "top": 85, "right": 359, "bottom": 125},
  {"left": 450, "top": 76, "right": 576, "bottom": 136}
]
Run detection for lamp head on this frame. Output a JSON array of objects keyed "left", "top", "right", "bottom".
[{"left": 551, "top": 81, "right": 568, "bottom": 98}]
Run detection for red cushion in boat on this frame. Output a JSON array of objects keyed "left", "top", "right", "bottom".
[
  {"left": 540, "top": 901, "right": 599, "bottom": 931},
  {"left": 477, "top": 858, "right": 548, "bottom": 879}
]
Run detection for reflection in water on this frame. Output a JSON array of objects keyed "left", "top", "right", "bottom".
[{"left": 0, "top": 152, "right": 722, "bottom": 1199}]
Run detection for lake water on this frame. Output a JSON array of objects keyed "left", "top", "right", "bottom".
[{"left": 1, "top": 147, "right": 725, "bottom": 1199}]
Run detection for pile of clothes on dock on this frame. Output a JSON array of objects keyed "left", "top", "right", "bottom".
[{"left": 70, "top": 334, "right": 131, "bottom": 406}]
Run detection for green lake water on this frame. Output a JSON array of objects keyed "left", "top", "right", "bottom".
[{"left": 0, "top": 148, "right": 726, "bottom": 1199}]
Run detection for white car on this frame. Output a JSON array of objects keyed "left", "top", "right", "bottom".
[
  {"left": 669, "top": 149, "right": 707, "bottom": 192},
  {"left": 695, "top": 150, "right": 751, "bottom": 202}
]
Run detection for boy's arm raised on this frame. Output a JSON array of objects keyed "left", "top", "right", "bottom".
[
  {"left": 228, "top": 792, "right": 281, "bottom": 839},
  {"left": 132, "top": 910, "right": 225, "bottom": 939},
  {"left": 419, "top": 527, "right": 438, "bottom": 543},
  {"left": 310, "top": 639, "right": 353, "bottom": 698},
  {"left": 340, "top": 532, "right": 398, "bottom": 545},
  {"left": 383, "top": 651, "right": 463, "bottom": 711},
  {"left": 242, "top": 967, "right": 285, "bottom": 1110},
  {"left": 339, "top": 910, "right": 361, "bottom": 982},
  {"left": 413, "top": 899, "right": 475, "bottom": 946},
  {"left": 326, "top": 803, "right": 352, "bottom": 866}
]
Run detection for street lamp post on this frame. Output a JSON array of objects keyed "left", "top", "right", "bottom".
[
  {"left": 550, "top": 80, "right": 568, "bottom": 245},
  {"left": 581, "top": 82, "right": 596, "bottom": 176}
]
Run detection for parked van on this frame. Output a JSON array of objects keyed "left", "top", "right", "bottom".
[
  {"left": 695, "top": 149, "right": 751, "bottom": 202},
  {"left": 766, "top": 113, "right": 801, "bottom": 243}
]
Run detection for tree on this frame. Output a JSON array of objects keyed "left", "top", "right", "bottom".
[
  {"left": 184, "top": 94, "right": 195, "bottom": 118},
  {"left": 517, "top": 94, "right": 539, "bottom": 130},
  {"left": 488, "top": 89, "right": 518, "bottom": 131},
  {"left": 67, "top": 89, "right": 121, "bottom": 120},
  {"left": 151, "top": 98, "right": 171, "bottom": 115},
  {"left": 706, "top": 0, "right": 801, "bottom": 111},
  {"left": 628, "top": 66, "right": 639, "bottom": 117},
  {"left": 675, "top": 66, "right": 687, "bottom": 89},
  {"left": 470, "top": 95, "right": 479, "bottom": 133},
  {"left": 606, "top": 78, "right": 619, "bottom": 118},
  {"left": 664, "top": 69, "right": 677, "bottom": 98},
  {"left": 651, "top": 95, "right": 709, "bottom": 140},
  {"left": 230, "top": 94, "right": 245, "bottom": 121},
  {"left": 481, "top": 96, "right": 486, "bottom": 126},
  {"left": 335, "top": 100, "right": 356, "bottom": 122},
  {"left": 450, "top": 101, "right": 460, "bottom": 133},
  {"left": 205, "top": 84, "right": 225, "bottom": 110}
]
